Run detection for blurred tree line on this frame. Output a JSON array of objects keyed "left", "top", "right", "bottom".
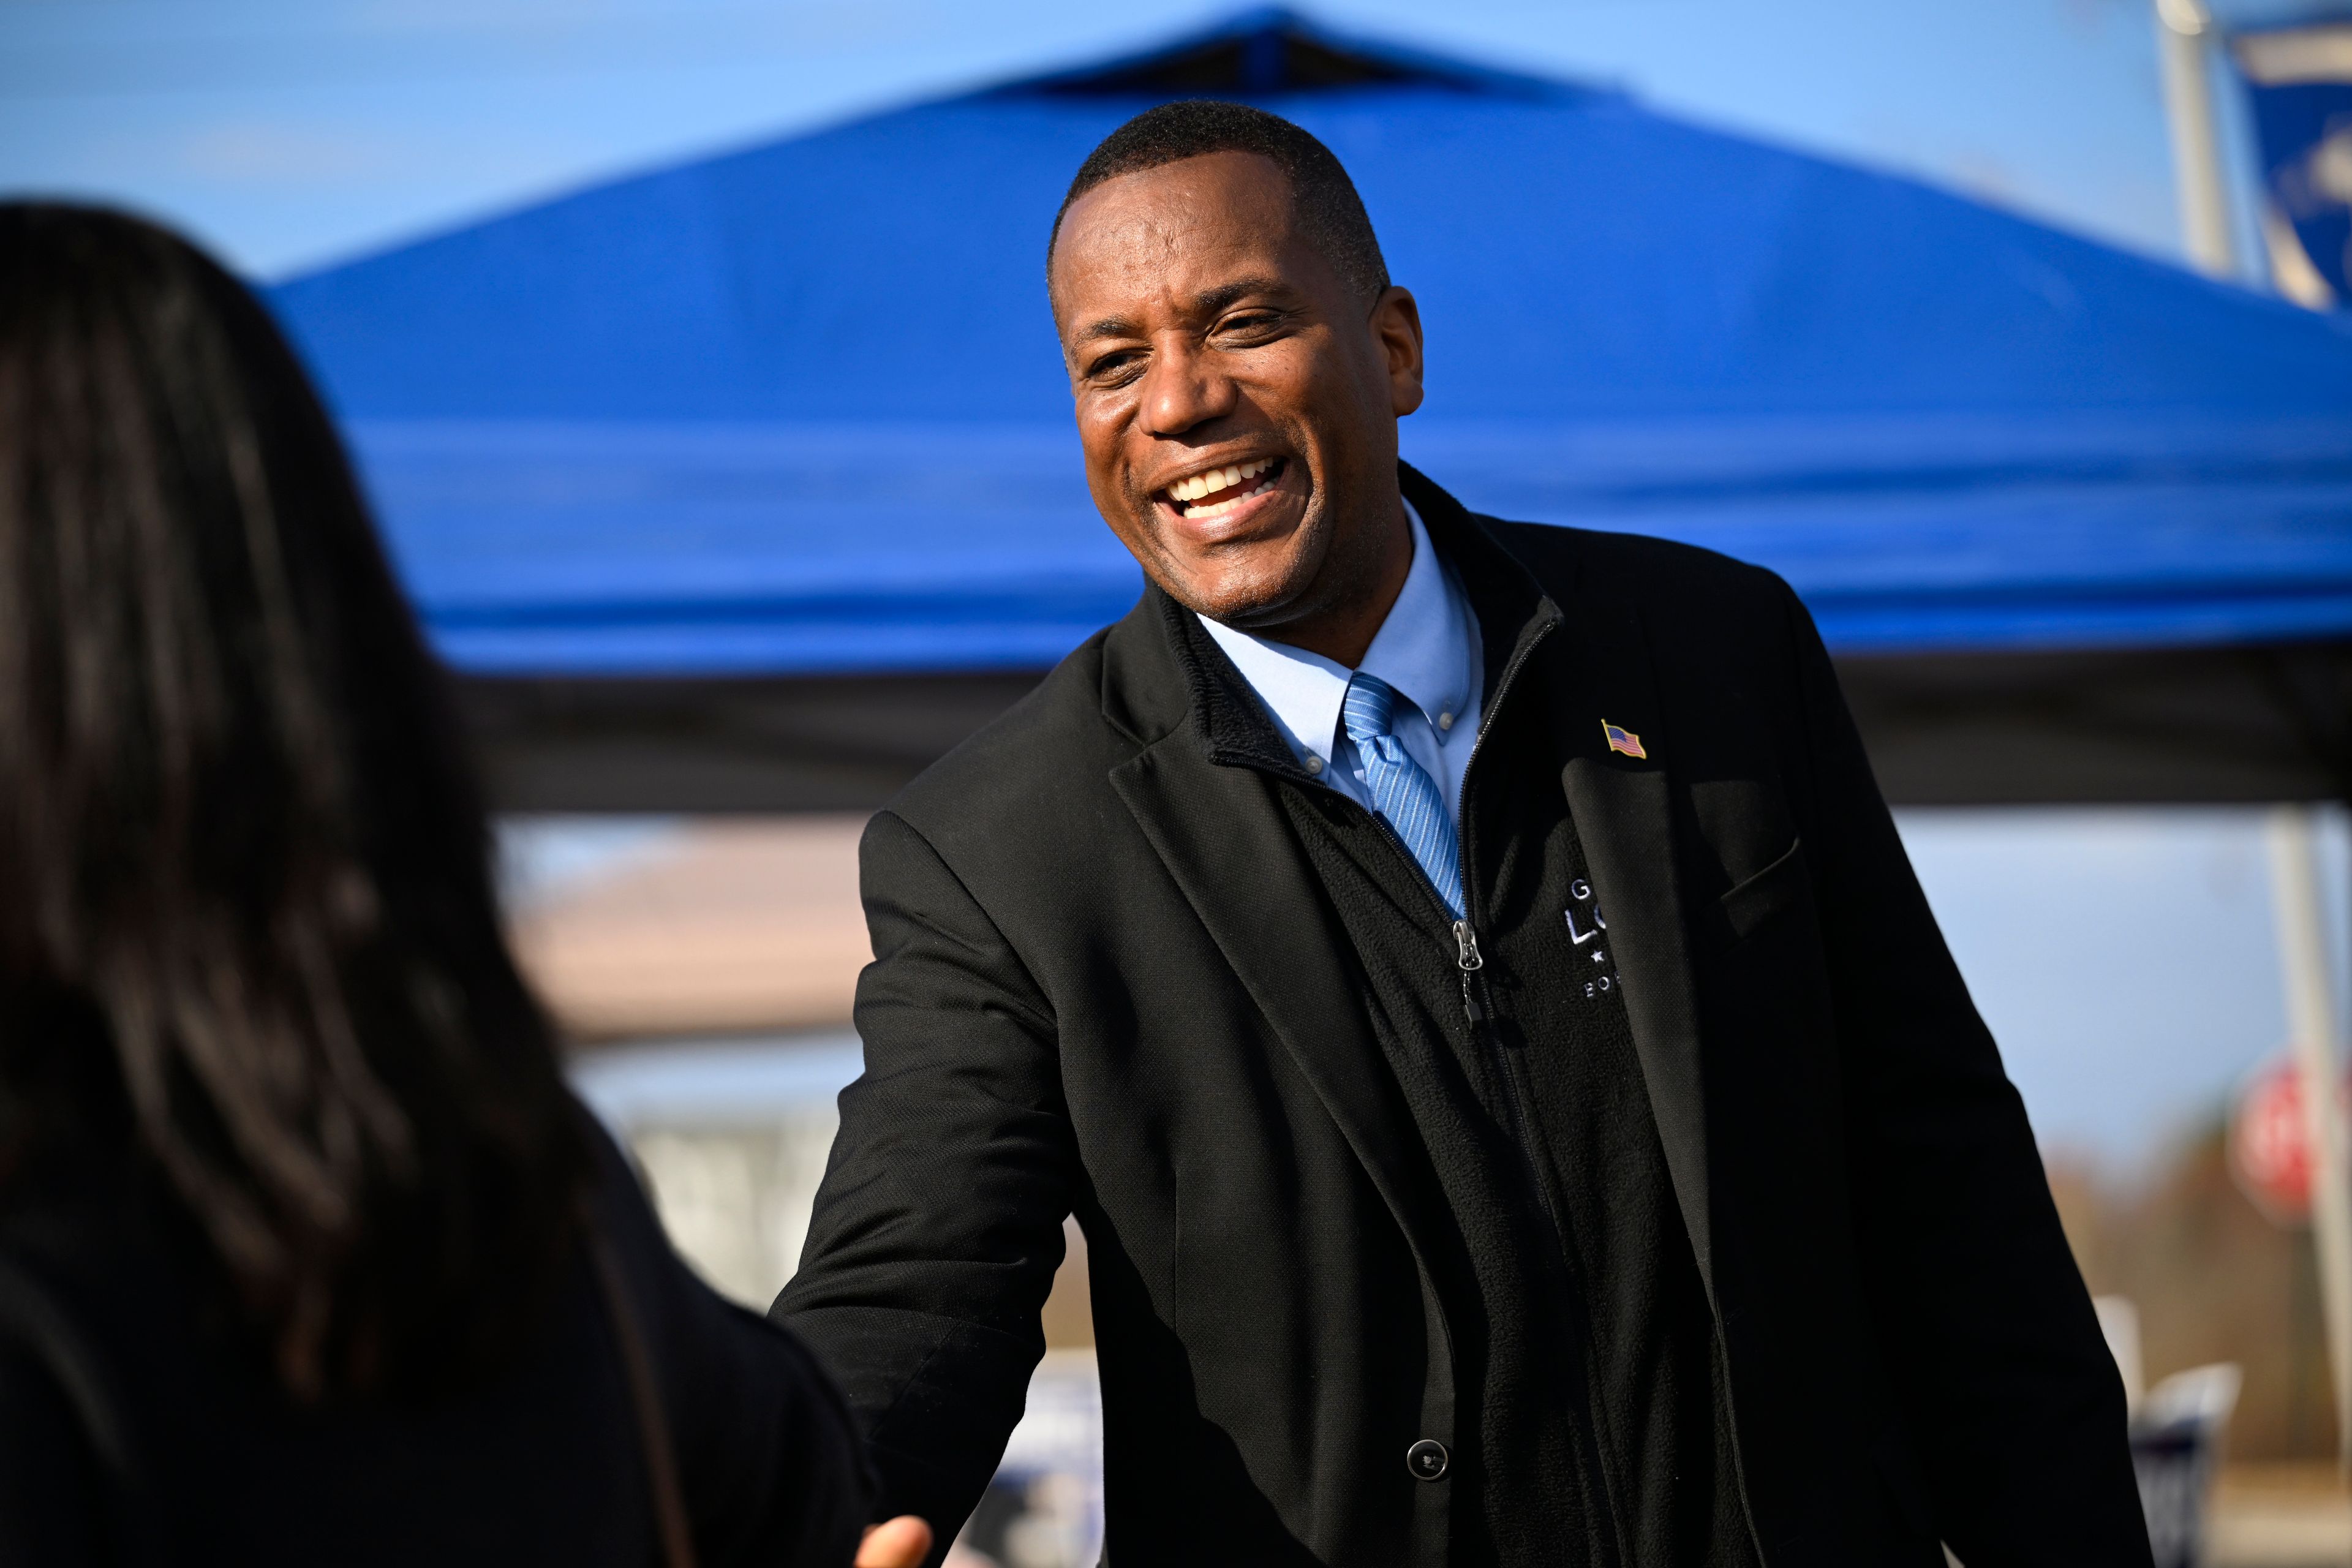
[{"left": 2050, "top": 1124, "right": 2338, "bottom": 1460}]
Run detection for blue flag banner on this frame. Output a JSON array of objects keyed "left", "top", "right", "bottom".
[{"left": 2231, "top": 22, "right": 2352, "bottom": 308}]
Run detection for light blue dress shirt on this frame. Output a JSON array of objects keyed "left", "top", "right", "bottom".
[{"left": 1199, "top": 499, "right": 1485, "bottom": 824}]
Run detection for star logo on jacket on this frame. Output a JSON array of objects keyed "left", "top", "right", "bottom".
[{"left": 1602, "top": 720, "right": 1646, "bottom": 760}]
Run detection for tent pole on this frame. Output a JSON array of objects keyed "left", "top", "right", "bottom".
[
  {"left": 2269, "top": 806, "right": 2352, "bottom": 1476},
  {"left": 2152, "top": 0, "right": 2239, "bottom": 277}
]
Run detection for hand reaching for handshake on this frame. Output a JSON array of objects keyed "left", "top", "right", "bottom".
[{"left": 855, "top": 1516, "right": 935, "bottom": 1568}]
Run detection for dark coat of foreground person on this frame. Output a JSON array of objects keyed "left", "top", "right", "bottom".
[
  {"left": 0, "top": 1125, "right": 867, "bottom": 1566},
  {"left": 0, "top": 203, "right": 873, "bottom": 1566},
  {"left": 776, "top": 465, "right": 2151, "bottom": 1567}
]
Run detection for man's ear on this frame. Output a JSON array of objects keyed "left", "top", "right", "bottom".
[{"left": 1372, "top": 286, "right": 1425, "bottom": 418}]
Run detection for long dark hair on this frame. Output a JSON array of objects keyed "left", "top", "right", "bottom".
[{"left": 0, "top": 204, "right": 587, "bottom": 1400}]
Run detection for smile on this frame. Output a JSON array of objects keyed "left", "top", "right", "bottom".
[{"left": 1163, "top": 456, "right": 1286, "bottom": 520}]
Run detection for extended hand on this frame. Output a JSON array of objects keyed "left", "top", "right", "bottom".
[{"left": 854, "top": 1516, "right": 934, "bottom": 1568}]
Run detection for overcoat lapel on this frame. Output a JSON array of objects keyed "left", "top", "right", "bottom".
[
  {"left": 1110, "top": 732, "right": 1461, "bottom": 1561},
  {"left": 1553, "top": 595, "right": 1719, "bottom": 1299},
  {"left": 1098, "top": 594, "right": 1456, "bottom": 1560},
  {"left": 1109, "top": 738, "right": 1443, "bottom": 1250}
]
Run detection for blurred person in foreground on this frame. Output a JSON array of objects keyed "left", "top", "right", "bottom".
[
  {"left": 0, "top": 203, "right": 930, "bottom": 1568},
  {"left": 776, "top": 104, "right": 2152, "bottom": 1567}
]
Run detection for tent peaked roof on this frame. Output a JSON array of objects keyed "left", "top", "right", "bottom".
[
  {"left": 271, "top": 9, "right": 2352, "bottom": 679},
  {"left": 1001, "top": 6, "right": 1581, "bottom": 99}
]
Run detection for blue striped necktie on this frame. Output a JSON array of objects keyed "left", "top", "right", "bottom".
[{"left": 1340, "top": 671, "right": 1464, "bottom": 918}]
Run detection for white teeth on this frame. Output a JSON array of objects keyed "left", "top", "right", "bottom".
[{"left": 1170, "top": 457, "right": 1274, "bottom": 509}]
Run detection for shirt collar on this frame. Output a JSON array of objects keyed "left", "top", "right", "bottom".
[{"left": 1195, "top": 497, "right": 1479, "bottom": 772}]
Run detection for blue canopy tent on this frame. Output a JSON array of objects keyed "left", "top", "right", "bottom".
[{"left": 271, "top": 9, "right": 2352, "bottom": 810}]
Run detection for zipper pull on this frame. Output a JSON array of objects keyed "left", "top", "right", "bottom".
[
  {"left": 1461, "top": 971, "right": 1488, "bottom": 1024},
  {"left": 1453, "top": 919, "right": 1483, "bottom": 973},
  {"left": 1455, "top": 921, "right": 1488, "bottom": 1025}
]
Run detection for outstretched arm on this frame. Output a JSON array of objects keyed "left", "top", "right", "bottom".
[{"left": 772, "top": 808, "right": 1076, "bottom": 1550}]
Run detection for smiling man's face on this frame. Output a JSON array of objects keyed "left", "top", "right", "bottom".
[{"left": 1048, "top": 149, "right": 1425, "bottom": 657}]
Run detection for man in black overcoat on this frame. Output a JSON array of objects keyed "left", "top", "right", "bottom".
[{"left": 774, "top": 101, "right": 2151, "bottom": 1567}]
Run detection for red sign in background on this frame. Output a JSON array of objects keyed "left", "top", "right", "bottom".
[{"left": 2230, "top": 1051, "right": 2351, "bottom": 1226}]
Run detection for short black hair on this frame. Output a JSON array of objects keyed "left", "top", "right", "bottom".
[{"left": 1049, "top": 100, "right": 1389, "bottom": 301}]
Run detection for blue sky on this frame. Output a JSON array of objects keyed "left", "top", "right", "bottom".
[
  {"left": 1902, "top": 807, "right": 2348, "bottom": 1178},
  {"left": 0, "top": 0, "right": 2243, "bottom": 279},
  {"left": 8, "top": 0, "right": 2349, "bottom": 1173}
]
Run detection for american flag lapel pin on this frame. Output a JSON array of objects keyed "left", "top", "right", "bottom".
[{"left": 1602, "top": 720, "right": 1647, "bottom": 760}]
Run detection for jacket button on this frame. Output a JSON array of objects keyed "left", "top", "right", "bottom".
[{"left": 1406, "top": 1438, "right": 1450, "bottom": 1481}]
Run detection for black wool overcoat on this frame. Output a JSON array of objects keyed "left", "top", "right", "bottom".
[{"left": 773, "top": 466, "right": 2151, "bottom": 1568}]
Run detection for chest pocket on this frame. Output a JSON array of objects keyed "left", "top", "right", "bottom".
[
  {"left": 1717, "top": 835, "right": 1809, "bottom": 948},
  {"left": 1700, "top": 835, "right": 1842, "bottom": 1103}
]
